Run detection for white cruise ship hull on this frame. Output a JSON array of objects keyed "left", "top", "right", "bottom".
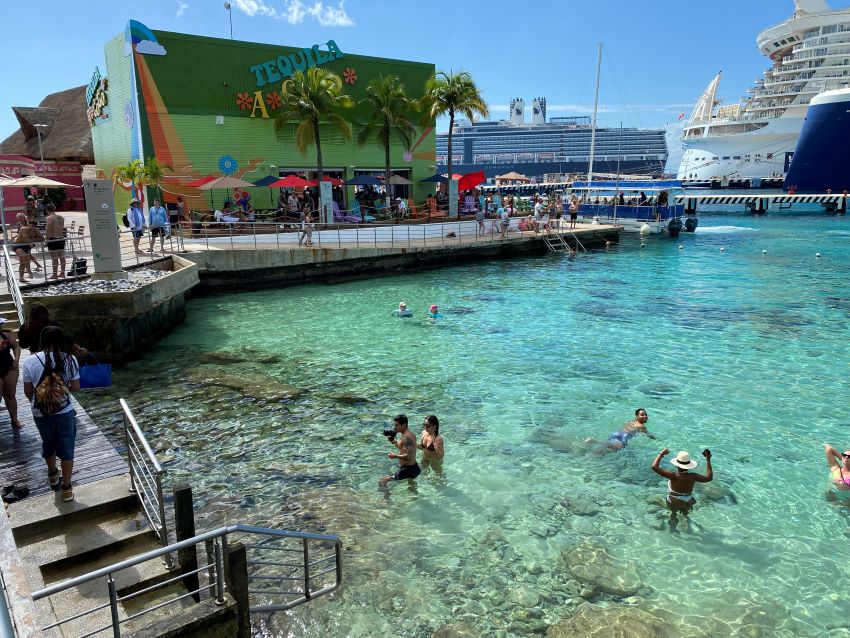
[{"left": 677, "top": 116, "right": 802, "bottom": 181}]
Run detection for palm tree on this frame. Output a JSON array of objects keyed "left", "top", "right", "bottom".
[
  {"left": 143, "top": 157, "right": 172, "bottom": 202},
  {"left": 112, "top": 159, "right": 147, "bottom": 204},
  {"left": 275, "top": 68, "right": 353, "bottom": 217},
  {"left": 420, "top": 71, "right": 489, "bottom": 218},
  {"left": 357, "top": 75, "right": 418, "bottom": 218}
]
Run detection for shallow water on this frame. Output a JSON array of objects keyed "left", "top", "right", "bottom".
[{"left": 81, "top": 212, "right": 850, "bottom": 637}]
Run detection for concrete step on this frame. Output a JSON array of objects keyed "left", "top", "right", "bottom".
[
  {"left": 18, "top": 509, "right": 155, "bottom": 580},
  {"left": 8, "top": 474, "right": 137, "bottom": 543}
]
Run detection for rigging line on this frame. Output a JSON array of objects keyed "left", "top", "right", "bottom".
[{"left": 602, "top": 50, "right": 641, "bottom": 130}]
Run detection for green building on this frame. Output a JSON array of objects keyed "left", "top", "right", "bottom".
[{"left": 90, "top": 20, "right": 436, "bottom": 216}]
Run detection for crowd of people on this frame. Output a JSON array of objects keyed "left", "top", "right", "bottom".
[{"left": 10, "top": 196, "right": 70, "bottom": 283}]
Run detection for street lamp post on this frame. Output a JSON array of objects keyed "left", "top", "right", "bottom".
[
  {"left": 224, "top": 2, "right": 233, "bottom": 39},
  {"left": 34, "top": 124, "right": 48, "bottom": 176}
]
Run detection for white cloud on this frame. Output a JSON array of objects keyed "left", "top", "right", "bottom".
[
  {"left": 136, "top": 40, "right": 168, "bottom": 56},
  {"left": 232, "top": 0, "right": 354, "bottom": 26},
  {"left": 176, "top": 1, "right": 189, "bottom": 17}
]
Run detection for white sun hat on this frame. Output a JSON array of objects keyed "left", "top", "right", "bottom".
[{"left": 670, "top": 451, "right": 698, "bottom": 470}]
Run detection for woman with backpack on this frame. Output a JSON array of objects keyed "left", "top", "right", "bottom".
[{"left": 22, "top": 326, "right": 80, "bottom": 502}]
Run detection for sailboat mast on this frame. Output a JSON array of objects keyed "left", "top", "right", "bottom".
[{"left": 587, "top": 42, "right": 603, "bottom": 185}]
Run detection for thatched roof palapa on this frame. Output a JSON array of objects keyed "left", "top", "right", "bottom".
[{"left": 0, "top": 86, "right": 93, "bottom": 163}]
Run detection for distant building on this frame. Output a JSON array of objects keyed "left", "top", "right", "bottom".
[
  {"left": 0, "top": 86, "right": 92, "bottom": 217},
  {"left": 436, "top": 96, "right": 667, "bottom": 179}
]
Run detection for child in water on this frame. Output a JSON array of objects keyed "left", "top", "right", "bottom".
[{"left": 427, "top": 304, "right": 443, "bottom": 320}]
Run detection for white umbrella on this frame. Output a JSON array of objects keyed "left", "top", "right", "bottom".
[
  {"left": 9, "top": 175, "right": 75, "bottom": 188},
  {"left": 198, "top": 175, "right": 256, "bottom": 190}
]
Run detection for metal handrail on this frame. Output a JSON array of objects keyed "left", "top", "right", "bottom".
[
  {"left": 31, "top": 523, "right": 342, "bottom": 637},
  {"left": 2, "top": 245, "right": 25, "bottom": 324},
  {"left": 119, "top": 399, "right": 168, "bottom": 558}
]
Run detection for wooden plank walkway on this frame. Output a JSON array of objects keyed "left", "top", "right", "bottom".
[{"left": 0, "top": 379, "right": 127, "bottom": 500}]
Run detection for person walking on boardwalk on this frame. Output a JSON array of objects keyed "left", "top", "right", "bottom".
[
  {"left": 824, "top": 443, "right": 850, "bottom": 502},
  {"left": 45, "top": 204, "right": 66, "bottom": 279},
  {"left": 0, "top": 318, "right": 22, "bottom": 429},
  {"left": 651, "top": 448, "right": 713, "bottom": 531},
  {"left": 379, "top": 414, "right": 420, "bottom": 487},
  {"left": 148, "top": 198, "right": 169, "bottom": 253},
  {"left": 127, "top": 198, "right": 145, "bottom": 254},
  {"left": 498, "top": 203, "right": 510, "bottom": 239},
  {"left": 21, "top": 326, "right": 80, "bottom": 502}
]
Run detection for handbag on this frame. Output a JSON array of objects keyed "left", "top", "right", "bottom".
[{"left": 79, "top": 356, "right": 112, "bottom": 389}]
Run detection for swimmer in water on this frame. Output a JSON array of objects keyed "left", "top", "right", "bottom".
[
  {"left": 391, "top": 301, "right": 412, "bottom": 318},
  {"left": 427, "top": 304, "right": 443, "bottom": 320},
  {"left": 418, "top": 415, "right": 445, "bottom": 473},
  {"left": 585, "top": 408, "right": 655, "bottom": 451},
  {"left": 651, "top": 448, "right": 713, "bottom": 531},
  {"left": 824, "top": 443, "right": 850, "bottom": 502}
]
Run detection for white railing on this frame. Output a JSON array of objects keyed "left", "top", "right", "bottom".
[{"left": 1, "top": 245, "right": 25, "bottom": 324}]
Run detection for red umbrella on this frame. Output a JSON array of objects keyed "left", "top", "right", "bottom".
[
  {"left": 459, "top": 171, "right": 486, "bottom": 190},
  {"left": 308, "top": 176, "right": 343, "bottom": 186},
  {"left": 451, "top": 173, "right": 463, "bottom": 180},
  {"left": 185, "top": 175, "right": 217, "bottom": 188},
  {"left": 270, "top": 175, "right": 311, "bottom": 188}
]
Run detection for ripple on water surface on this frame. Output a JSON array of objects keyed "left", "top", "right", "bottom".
[{"left": 81, "top": 214, "right": 850, "bottom": 637}]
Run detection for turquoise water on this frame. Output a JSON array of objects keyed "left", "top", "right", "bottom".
[{"left": 81, "top": 212, "right": 850, "bottom": 637}]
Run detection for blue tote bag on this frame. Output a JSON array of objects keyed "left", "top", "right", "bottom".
[{"left": 79, "top": 357, "right": 112, "bottom": 389}]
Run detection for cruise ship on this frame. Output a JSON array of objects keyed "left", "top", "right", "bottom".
[
  {"left": 436, "top": 97, "right": 668, "bottom": 179},
  {"left": 678, "top": 0, "right": 850, "bottom": 182}
]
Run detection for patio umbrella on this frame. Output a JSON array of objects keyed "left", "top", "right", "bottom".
[
  {"left": 198, "top": 175, "right": 256, "bottom": 190},
  {"left": 252, "top": 175, "right": 279, "bottom": 187},
  {"left": 9, "top": 175, "right": 75, "bottom": 188},
  {"left": 419, "top": 173, "right": 449, "bottom": 183},
  {"left": 458, "top": 171, "right": 485, "bottom": 190},
  {"left": 388, "top": 175, "right": 413, "bottom": 185},
  {"left": 270, "top": 175, "right": 311, "bottom": 188},
  {"left": 185, "top": 175, "right": 216, "bottom": 188},
  {"left": 345, "top": 174, "right": 382, "bottom": 186},
  {"left": 308, "top": 176, "right": 343, "bottom": 187}
]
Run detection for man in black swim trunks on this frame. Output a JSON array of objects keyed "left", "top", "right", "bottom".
[{"left": 379, "top": 414, "right": 420, "bottom": 487}]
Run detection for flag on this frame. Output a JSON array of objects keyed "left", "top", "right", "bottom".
[{"left": 677, "top": 113, "right": 685, "bottom": 120}]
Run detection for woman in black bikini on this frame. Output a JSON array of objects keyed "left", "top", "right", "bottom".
[
  {"left": 0, "top": 318, "right": 22, "bottom": 429},
  {"left": 418, "top": 415, "right": 445, "bottom": 471}
]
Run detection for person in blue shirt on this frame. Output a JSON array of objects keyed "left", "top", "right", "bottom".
[
  {"left": 127, "top": 198, "right": 146, "bottom": 254},
  {"left": 427, "top": 304, "right": 443, "bottom": 320},
  {"left": 148, "top": 198, "right": 170, "bottom": 253}
]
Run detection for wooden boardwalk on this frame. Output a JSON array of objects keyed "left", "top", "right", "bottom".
[{"left": 0, "top": 380, "right": 127, "bottom": 501}]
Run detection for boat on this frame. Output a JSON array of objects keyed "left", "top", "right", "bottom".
[
  {"left": 568, "top": 180, "right": 686, "bottom": 235},
  {"left": 784, "top": 87, "right": 850, "bottom": 192},
  {"left": 677, "top": 0, "right": 850, "bottom": 182}
]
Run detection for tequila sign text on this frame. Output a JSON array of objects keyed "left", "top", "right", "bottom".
[{"left": 249, "top": 40, "right": 343, "bottom": 88}]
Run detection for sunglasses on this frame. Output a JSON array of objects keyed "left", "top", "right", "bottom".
[{"left": 843, "top": 454, "right": 850, "bottom": 458}]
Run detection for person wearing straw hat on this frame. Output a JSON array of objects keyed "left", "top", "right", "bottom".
[
  {"left": 651, "top": 448, "right": 713, "bottom": 517},
  {"left": 391, "top": 301, "right": 412, "bottom": 318}
]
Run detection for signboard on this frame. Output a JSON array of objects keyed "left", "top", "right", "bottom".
[
  {"left": 83, "top": 180, "right": 125, "bottom": 277},
  {"left": 86, "top": 67, "right": 102, "bottom": 105},
  {"left": 320, "top": 181, "right": 333, "bottom": 225},
  {"left": 249, "top": 41, "right": 344, "bottom": 87},
  {"left": 449, "top": 178, "right": 458, "bottom": 218}
]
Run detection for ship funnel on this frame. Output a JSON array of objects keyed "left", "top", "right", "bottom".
[
  {"left": 509, "top": 98, "right": 525, "bottom": 125},
  {"left": 794, "top": 0, "right": 830, "bottom": 15}
]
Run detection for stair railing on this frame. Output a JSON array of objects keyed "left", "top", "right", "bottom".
[
  {"left": 119, "top": 398, "right": 169, "bottom": 557},
  {"left": 30, "top": 524, "right": 342, "bottom": 638},
  {"left": 2, "top": 245, "right": 25, "bottom": 325}
]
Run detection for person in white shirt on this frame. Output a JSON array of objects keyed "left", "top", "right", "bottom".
[
  {"left": 148, "top": 198, "right": 169, "bottom": 253},
  {"left": 533, "top": 199, "right": 543, "bottom": 234},
  {"left": 498, "top": 205, "right": 510, "bottom": 238},
  {"left": 127, "top": 198, "right": 146, "bottom": 254},
  {"left": 21, "top": 326, "right": 80, "bottom": 502}
]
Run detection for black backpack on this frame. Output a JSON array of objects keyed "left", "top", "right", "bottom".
[{"left": 122, "top": 214, "right": 130, "bottom": 228}]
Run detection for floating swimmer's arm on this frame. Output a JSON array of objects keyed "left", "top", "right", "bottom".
[{"left": 825, "top": 444, "right": 841, "bottom": 468}]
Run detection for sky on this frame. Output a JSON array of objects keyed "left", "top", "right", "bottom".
[{"left": 3, "top": 0, "right": 849, "bottom": 170}]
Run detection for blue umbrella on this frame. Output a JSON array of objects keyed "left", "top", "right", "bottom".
[
  {"left": 345, "top": 174, "right": 382, "bottom": 186},
  {"left": 420, "top": 173, "right": 449, "bottom": 183},
  {"left": 253, "top": 175, "right": 279, "bottom": 186}
]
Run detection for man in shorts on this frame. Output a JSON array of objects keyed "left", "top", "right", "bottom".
[
  {"left": 127, "top": 198, "right": 145, "bottom": 254},
  {"left": 498, "top": 204, "right": 510, "bottom": 239},
  {"left": 379, "top": 414, "right": 420, "bottom": 487},
  {"left": 44, "top": 205, "right": 66, "bottom": 279}
]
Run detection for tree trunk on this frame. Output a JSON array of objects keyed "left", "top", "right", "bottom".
[
  {"left": 385, "top": 132, "right": 393, "bottom": 223},
  {"left": 313, "top": 117, "right": 323, "bottom": 223},
  {"left": 448, "top": 111, "right": 457, "bottom": 219}
]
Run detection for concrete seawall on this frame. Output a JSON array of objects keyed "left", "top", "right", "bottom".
[
  {"left": 184, "top": 227, "right": 620, "bottom": 292},
  {"left": 25, "top": 256, "right": 199, "bottom": 363}
]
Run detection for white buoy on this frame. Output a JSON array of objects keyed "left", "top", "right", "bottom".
[
  {"left": 816, "top": 252, "right": 821, "bottom": 258},
  {"left": 678, "top": 245, "right": 684, "bottom": 250},
  {"left": 639, "top": 224, "right": 651, "bottom": 236},
  {"left": 720, "top": 247, "right": 725, "bottom": 252},
  {"left": 762, "top": 250, "right": 767, "bottom": 255}
]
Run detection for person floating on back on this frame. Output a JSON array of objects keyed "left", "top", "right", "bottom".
[
  {"left": 824, "top": 443, "right": 850, "bottom": 503},
  {"left": 651, "top": 448, "right": 713, "bottom": 532}
]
